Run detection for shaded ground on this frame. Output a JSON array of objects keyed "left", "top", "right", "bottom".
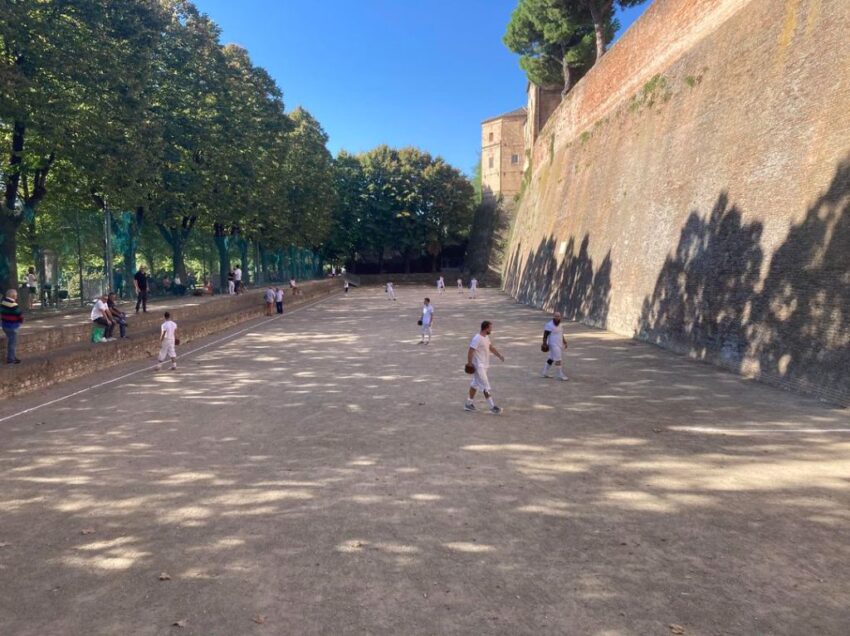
[{"left": 0, "top": 286, "right": 847, "bottom": 635}]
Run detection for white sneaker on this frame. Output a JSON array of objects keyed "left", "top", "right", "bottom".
[{"left": 558, "top": 375, "right": 569, "bottom": 381}]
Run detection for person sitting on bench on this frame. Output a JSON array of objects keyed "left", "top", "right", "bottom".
[{"left": 91, "top": 293, "right": 115, "bottom": 341}]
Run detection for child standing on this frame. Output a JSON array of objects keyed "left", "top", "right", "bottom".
[
  {"left": 155, "top": 311, "right": 178, "bottom": 371},
  {"left": 275, "top": 287, "right": 285, "bottom": 314}
]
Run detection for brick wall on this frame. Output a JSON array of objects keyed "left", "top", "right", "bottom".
[{"left": 504, "top": 0, "right": 850, "bottom": 405}]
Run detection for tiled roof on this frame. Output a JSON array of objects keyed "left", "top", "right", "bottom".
[{"left": 482, "top": 107, "right": 527, "bottom": 124}]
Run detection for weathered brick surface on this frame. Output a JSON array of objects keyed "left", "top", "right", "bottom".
[
  {"left": 504, "top": 0, "right": 850, "bottom": 405},
  {"left": 0, "top": 280, "right": 339, "bottom": 399}
]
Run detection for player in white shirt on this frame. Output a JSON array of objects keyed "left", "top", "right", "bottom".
[
  {"left": 437, "top": 276, "right": 445, "bottom": 294},
  {"left": 386, "top": 281, "right": 396, "bottom": 301},
  {"left": 469, "top": 277, "right": 478, "bottom": 299},
  {"left": 263, "top": 286, "right": 275, "bottom": 316},
  {"left": 457, "top": 277, "right": 463, "bottom": 294},
  {"left": 541, "top": 311, "right": 569, "bottom": 380},
  {"left": 155, "top": 311, "right": 178, "bottom": 371},
  {"left": 418, "top": 297, "right": 434, "bottom": 344},
  {"left": 90, "top": 294, "right": 115, "bottom": 340},
  {"left": 464, "top": 320, "right": 505, "bottom": 414},
  {"left": 233, "top": 265, "right": 243, "bottom": 294},
  {"left": 275, "top": 287, "right": 285, "bottom": 314}
]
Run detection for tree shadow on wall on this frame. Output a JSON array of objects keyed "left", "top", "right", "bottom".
[
  {"left": 504, "top": 234, "right": 612, "bottom": 328},
  {"left": 639, "top": 159, "right": 850, "bottom": 404}
]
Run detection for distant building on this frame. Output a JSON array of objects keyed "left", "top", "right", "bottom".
[
  {"left": 481, "top": 84, "right": 562, "bottom": 203},
  {"left": 481, "top": 107, "right": 526, "bottom": 203}
]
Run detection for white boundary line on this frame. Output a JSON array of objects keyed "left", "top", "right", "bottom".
[
  {"left": 672, "top": 426, "right": 850, "bottom": 434},
  {"left": 0, "top": 293, "right": 336, "bottom": 425}
]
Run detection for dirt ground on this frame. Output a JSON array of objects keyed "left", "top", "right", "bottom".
[{"left": 0, "top": 285, "right": 847, "bottom": 635}]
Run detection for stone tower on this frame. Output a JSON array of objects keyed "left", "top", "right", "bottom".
[{"left": 480, "top": 107, "right": 527, "bottom": 203}]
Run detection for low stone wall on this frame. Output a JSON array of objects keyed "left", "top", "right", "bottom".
[{"left": 0, "top": 279, "right": 339, "bottom": 399}]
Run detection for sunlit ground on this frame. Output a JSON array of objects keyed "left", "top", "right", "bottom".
[{"left": 0, "top": 286, "right": 847, "bottom": 635}]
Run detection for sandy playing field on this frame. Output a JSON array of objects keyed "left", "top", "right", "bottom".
[{"left": 0, "top": 285, "right": 847, "bottom": 635}]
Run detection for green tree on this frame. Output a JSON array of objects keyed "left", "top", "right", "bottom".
[
  {"left": 504, "top": 0, "right": 598, "bottom": 95},
  {"left": 579, "top": 0, "right": 646, "bottom": 60},
  {"left": 0, "top": 0, "right": 167, "bottom": 290}
]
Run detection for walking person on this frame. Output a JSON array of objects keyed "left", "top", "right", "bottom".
[
  {"left": 344, "top": 280, "right": 350, "bottom": 294},
  {"left": 275, "top": 287, "right": 285, "bottom": 314},
  {"left": 234, "top": 264, "right": 243, "bottom": 294},
  {"left": 133, "top": 265, "right": 149, "bottom": 313},
  {"left": 227, "top": 268, "right": 236, "bottom": 295},
  {"left": 469, "top": 277, "right": 478, "bottom": 299},
  {"left": 457, "top": 277, "right": 464, "bottom": 294},
  {"left": 155, "top": 311, "right": 178, "bottom": 371},
  {"left": 540, "top": 311, "right": 569, "bottom": 381},
  {"left": 25, "top": 267, "right": 37, "bottom": 309},
  {"left": 464, "top": 320, "right": 504, "bottom": 414},
  {"left": 386, "top": 281, "right": 396, "bottom": 301},
  {"left": 437, "top": 276, "right": 445, "bottom": 294},
  {"left": 1, "top": 289, "right": 23, "bottom": 364},
  {"left": 91, "top": 293, "right": 115, "bottom": 341},
  {"left": 418, "top": 297, "right": 435, "bottom": 345}
]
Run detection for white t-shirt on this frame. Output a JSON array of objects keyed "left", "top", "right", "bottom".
[
  {"left": 387, "top": 283, "right": 394, "bottom": 291},
  {"left": 469, "top": 333, "right": 491, "bottom": 369},
  {"left": 545, "top": 320, "right": 564, "bottom": 349},
  {"left": 437, "top": 278, "right": 444, "bottom": 288},
  {"left": 275, "top": 290, "right": 284, "bottom": 302},
  {"left": 264, "top": 289, "right": 275, "bottom": 302},
  {"left": 26, "top": 273, "right": 36, "bottom": 287},
  {"left": 457, "top": 279, "right": 462, "bottom": 286},
  {"left": 90, "top": 299, "right": 108, "bottom": 321},
  {"left": 161, "top": 320, "right": 177, "bottom": 341},
  {"left": 421, "top": 304, "right": 434, "bottom": 325},
  {"left": 234, "top": 268, "right": 242, "bottom": 282},
  {"left": 470, "top": 278, "right": 478, "bottom": 288}
]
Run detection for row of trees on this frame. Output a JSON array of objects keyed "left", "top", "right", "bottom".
[
  {"left": 1, "top": 0, "right": 336, "bottom": 293},
  {"left": 1, "top": 1, "right": 476, "bottom": 295},
  {"left": 329, "top": 146, "right": 475, "bottom": 274},
  {"left": 504, "top": 0, "right": 646, "bottom": 95}
]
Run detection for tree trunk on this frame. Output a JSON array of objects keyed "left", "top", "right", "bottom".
[
  {"left": 404, "top": 251, "right": 412, "bottom": 274},
  {"left": 213, "top": 223, "right": 231, "bottom": 294},
  {"left": 589, "top": 2, "right": 606, "bottom": 62},
  {"left": 237, "top": 237, "right": 249, "bottom": 285},
  {"left": 0, "top": 214, "right": 21, "bottom": 292},
  {"left": 431, "top": 251, "right": 439, "bottom": 273},
  {"left": 157, "top": 217, "right": 195, "bottom": 283},
  {"left": 562, "top": 58, "right": 574, "bottom": 97}
]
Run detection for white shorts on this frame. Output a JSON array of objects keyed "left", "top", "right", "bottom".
[
  {"left": 548, "top": 344, "right": 563, "bottom": 363},
  {"left": 420, "top": 323, "right": 432, "bottom": 336},
  {"left": 470, "top": 367, "right": 491, "bottom": 392},
  {"left": 158, "top": 339, "right": 176, "bottom": 361}
]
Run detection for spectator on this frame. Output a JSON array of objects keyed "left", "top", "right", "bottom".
[
  {"left": 187, "top": 272, "right": 196, "bottom": 290},
  {"left": 227, "top": 268, "right": 235, "bottom": 295},
  {"left": 1, "top": 289, "right": 23, "bottom": 364},
  {"left": 25, "top": 267, "right": 37, "bottom": 309},
  {"left": 275, "top": 287, "right": 284, "bottom": 314},
  {"left": 289, "top": 278, "right": 300, "bottom": 296},
  {"left": 204, "top": 278, "right": 214, "bottom": 295},
  {"left": 234, "top": 264, "right": 243, "bottom": 294},
  {"left": 91, "top": 293, "right": 115, "bottom": 341},
  {"left": 134, "top": 265, "right": 149, "bottom": 313},
  {"left": 173, "top": 274, "right": 185, "bottom": 296},
  {"left": 106, "top": 292, "right": 129, "bottom": 339},
  {"left": 264, "top": 286, "right": 275, "bottom": 316},
  {"left": 162, "top": 276, "right": 172, "bottom": 294}
]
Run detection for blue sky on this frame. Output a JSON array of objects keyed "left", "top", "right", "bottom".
[{"left": 194, "top": 1, "right": 652, "bottom": 175}]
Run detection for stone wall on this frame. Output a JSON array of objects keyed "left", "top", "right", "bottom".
[
  {"left": 503, "top": 0, "right": 850, "bottom": 405},
  {"left": 0, "top": 280, "right": 340, "bottom": 399}
]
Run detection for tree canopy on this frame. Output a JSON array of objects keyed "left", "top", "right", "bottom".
[{"left": 504, "top": 0, "right": 646, "bottom": 94}]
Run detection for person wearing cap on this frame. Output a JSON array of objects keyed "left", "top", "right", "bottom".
[{"left": 133, "top": 265, "right": 149, "bottom": 313}]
